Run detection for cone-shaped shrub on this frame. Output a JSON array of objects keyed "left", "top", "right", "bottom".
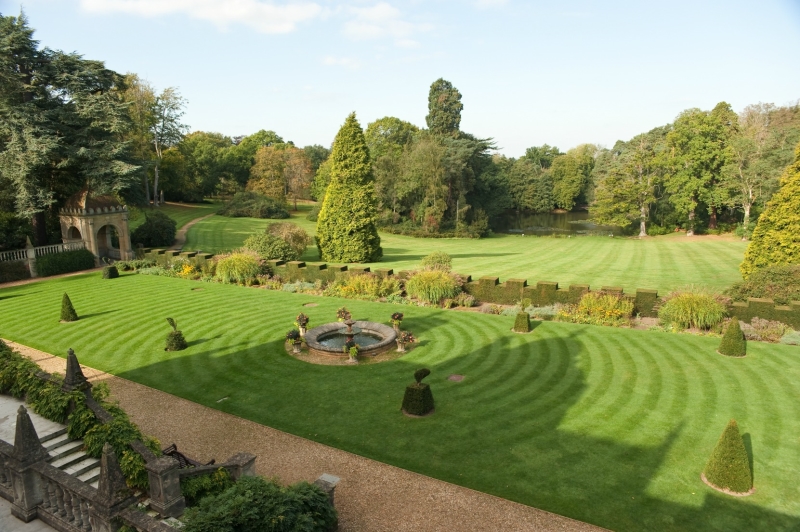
[
  {"left": 703, "top": 419, "right": 752, "bottom": 494},
  {"left": 402, "top": 368, "right": 434, "bottom": 416},
  {"left": 102, "top": 265, "right": 119, "bottom": 279},
  {"left": 513, "top": 312, "right": 531, "bottom": 333},
  {"left": 316, "top": 113, "right": 382, "bottom": 263},
  {"left": 165, "top": 318, "right": 188, "bottom": 351},
  {"left": 60, "top": 293, "right": 78, "bottom": 322},
  {"left": 718, "top": 318, "right": 746, "bottom": 357}
]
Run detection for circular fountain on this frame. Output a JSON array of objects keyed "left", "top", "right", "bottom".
[{"left": 304, "top": 319, "right": 397, "bottom": 357}]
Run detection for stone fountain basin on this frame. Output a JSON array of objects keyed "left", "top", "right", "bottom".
[{"left": 305, "top": 321, "right": 397, "bottom": 357}]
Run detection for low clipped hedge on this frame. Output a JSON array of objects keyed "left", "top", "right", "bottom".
[
  {"left": 182, "top": 475, "right": 337, "bottom": 532},
  {"left": 0, "top": 261, "right": 30, "bottom": 283},
  {"left": 102, "top": 265, "right": 119, "bottom": 279},
  {"left": 36, "top": 249, "right": 95, "bottom": 277},
  {"left": 513, "top": 312, "right": 531, "bottom": 332}
]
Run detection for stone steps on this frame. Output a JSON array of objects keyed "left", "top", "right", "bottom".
[{"left": 41, "top": 429, "right": 101, "bottom": 489}]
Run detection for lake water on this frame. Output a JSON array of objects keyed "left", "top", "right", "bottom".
[{"left": 495, "top": 211, "right": 623, "bottom": 236}]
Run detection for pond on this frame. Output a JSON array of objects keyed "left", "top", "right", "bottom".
[{"left": 495, "top": 210, "right": 623, "bottom": 236}]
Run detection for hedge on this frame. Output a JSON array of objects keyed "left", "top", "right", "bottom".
[
  {"left": 0, "top": 260, "right": 30, "bottom": 283},
  {"left": 35, "top": 249, "right": 96, "bottom": 277}
]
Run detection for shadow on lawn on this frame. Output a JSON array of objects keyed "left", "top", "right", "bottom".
[{"left": 115, "top": 326, "right": 800, "bottom": 532}]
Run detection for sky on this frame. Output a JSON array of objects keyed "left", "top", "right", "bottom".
[{"left": 3, "top": 0, "right": 800, "bottom": 156}]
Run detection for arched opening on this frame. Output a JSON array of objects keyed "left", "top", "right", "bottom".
[
  {"left": 96, "top": 224, "right": 121, "bottom": 259},
  {"left": 67, "top": 226, "right": 82, "bottom": 240}
]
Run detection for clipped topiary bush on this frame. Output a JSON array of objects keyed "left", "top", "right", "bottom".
[
  {"left": 703, "top": 419, "right": 753, "bottom": 495},
  {"left": 182, "top": 475, "right": 337, "bottom": 532},
  {"left": 405, "top": 270, "right": 462, "bottom": 305},
  {"left": 242, "top": 233, "right": 298, "bottom": 262},
  {"left": 214, "top": 251, "right": 262, "bottom": 285},
  {"left": 420, "top": 251, "right": 452, "bottom": 272},
  {"left": 316, "top": 113, "right": 382, "bottom": 263},
  {"left": 513, "top": 312, "right": 531, "bottom": 333},
  {"left": 165, "top": 318, "right": 188, "bottom": 351},
  {"left": 131, "top": 210, "right": 177, "bottom": 248},
  {"left": 60, "top": 293, "right": 78, "bottom": 322},
  {"left": 102, "top": 265, "right": 119, "bottom": 279},
  {"left": 718, "top": 318, "right": 747, "bottom": 357},
  {"left": 402, "top": 368, "right": 434, "bottom": 416},
  {"left": 36, "top": 248, "right": 96, "bottom": 277},
  {"left": 218, "top": 191, "right": 289, "bottom": 219},
  {"left": 658, "top": 287, "right": 727, "bottom": 330}
]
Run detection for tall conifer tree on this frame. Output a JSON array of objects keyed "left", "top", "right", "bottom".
[{"left": 315, "top": 113, "right": 382, "bottom": 262}]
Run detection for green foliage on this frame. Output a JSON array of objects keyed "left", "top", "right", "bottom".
[
  {"left": 315, "top": 113, "right": 382, "bottom": 263},
  {"left": 215, "top": 252, "right": 261, "bottom": 284},
  {"left": 131, "top": 211, "right": 177, "bottom": 248},
  {"left": 36, "top": 249, "right": 95, "bottom": 277},
  {"left": 166, "top": 330, "right": 188, "bottom": 351},
  {"left": 182, "top": 475, "right": 338, "bottom": 532},
  {"left": 741, "top": 143, "right": 800, "bottom": 277},
  {"left": 556, "top": 291, "right": 634, "bottom": 327},
  {"left": 718, "top": 318, "right": 746, "bottom": 357},
  {"left": 115, "top": 259, "right": 156, "bottom": 271},
  {"left": 181, "top": 469, "right": 235, "bottom": 507},
  {"left": 243, "top": 233, "right": 298, "bottom": 262},
  {"left": 402, "top": 382, "right": 434, "bottom": 416},
  {"left": 325, "top": 273, "right": 400, "bottom": 300},
  {"left": 61, "top": 292, "right": 78, "bottom": 322},
  {"left": 551, "top": 145, "right": 597, "bottom": 211},
  {"left": 102, "top": 265, "right": 119, "bottom": 279},
  {"left": 218, "top": 191, "right": 289, "bottom": 219},
  {"left": 780, "top": 330, "right": 800, "bottom": 345},
  {"left": 658, "top": 287, "right": 727, "bottom": 330},
  {"left": 405, "top": 270, "right": 462, "bottom": 305},
  {"left": 703, "top": 420, "right": 752, "bottom": 494},
  {"left": 0, "top": 260, "right": 30, "bottom": 283},
  {"left": 268, "top": 222, "right": 311, "bottom": 257},
  {"left": 426, "top": 78, "right": 463, "bottom": 136},
  {"left": 727, "top": 264, "right": 800, "bottom": 305},
  {"left": 414, "top": 368, "right": 431, "bottom": 383},
  {"left": 513, "top": 312, "right": 531, "bottom": 332},
  {"left": 741, "top": 317, "right": 792, "bottom": 343},
  {"left": 420, "top": 251, "right": 452, "bottom": 272}
]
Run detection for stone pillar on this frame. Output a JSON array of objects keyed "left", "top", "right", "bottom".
[
  {"left": 145, "top": 456, "right": 185, "bottom": 518},
  {"left": 89, "top": 443, "right": 136, "bottom": 532},
  {"left": 313, "top": 473, "right": 340, "bottom": 507},
  {"left": 8, "top": 406, "right": 48, "bottom": 522},
  {"left": 223, "top": 453, "right": 256, "bottom": 480},
  {"left": 24, "top": 237, "right": 37, "bottom": 278}
]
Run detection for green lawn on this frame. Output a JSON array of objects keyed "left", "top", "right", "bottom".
[
  {"left": 1, "top": 273, "right": 799, "bottom": 531},
  {"left": 184, "top": 207, "right": 748, "bottom": 293},
  {"left": 129, "top": 202, "right": 220, "bottom": 231}
]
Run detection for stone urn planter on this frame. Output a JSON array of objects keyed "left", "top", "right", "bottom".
[
  {"left": 396, "top": 331, "right": 415, "bottom": 353},
  {"left": 391, "top": 312, "right": 403, "bottom": 333},
  {"left": 295, "top": 313, "right": 310, "bottom": 338},
  {"left": 396, "top": 340, "right": 406, "bottom": 353},
  {"left": 292, "top": 341, "right": 302, "bottom": 354}
]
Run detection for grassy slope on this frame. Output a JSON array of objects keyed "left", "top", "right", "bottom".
[
  {"left": 185, "top": 206, "right": 747, "bottom": 293},
  {"left": 1, "top": 273, "right": 798, "bottom": 531},
  {"left": 128, "top": 202, "right": 220, "bottom": 232}
]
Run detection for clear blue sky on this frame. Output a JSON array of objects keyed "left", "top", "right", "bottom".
[{"left": 4, "top": 0, "right": 800, "bottom": 156}]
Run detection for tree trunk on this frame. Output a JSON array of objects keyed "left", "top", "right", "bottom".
[
  {"left": 153, "top": 164, "right": 160, "bottom": 207},
  {"left": 709, "top": 205, "right": 718, "bottom": 230},
  {"left": 742, "top": 204, "right": 751, "bottom": 241},
  {"left": 639, "top": 205, "right": 647, "bottom": 237},
  {"left": 686, "top": 209, "right": 695, "bottom": 237},
  {"left": 32, "top": 211, "right": 48, "bottom": 247},
  {"left": 143, "top": 173, "right": 151, "bottom": 205}
]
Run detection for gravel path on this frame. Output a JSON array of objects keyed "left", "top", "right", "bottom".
[{"left": 6, "top": 341, "right": 606, "bottom": 532}]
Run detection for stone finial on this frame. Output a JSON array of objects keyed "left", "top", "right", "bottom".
[
  {"left": 63, "top": 348, "right": 90, "bottom": 391},
  {"left": 13, "top": 405, "right": 48, "bottom": 463},
  {"left": 97, "top": 443, "right": 130, "bottom": 504}
]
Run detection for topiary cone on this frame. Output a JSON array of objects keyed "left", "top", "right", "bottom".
[
  {"left": 60, "top": 293, "right": 78, "bottom": 322},
  {"left": 703, "top": 419, "right": 752, "bottom": 494},
  {"left": 718, "top": 318, "right": 746, "bottom": 357}
]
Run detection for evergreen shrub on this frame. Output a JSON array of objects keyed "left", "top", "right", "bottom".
[
  {"left": 703, "top": 419, "right": 752, "bottom": 494},
  {"left": 61, "top": 293, "right": 78, "bottom": 322},
  {"left": 215, "top": 251, "right": 261, "bottom": 284},
  {"left": 218, "top": 191, "right": 289, "bottom": 219},
  {"left": 131, "top": 211, "right": 177, "bottom": 248},
  {"left": 36, "top": 249, "right": 95, "bottom": 277},
  {"left": 267, "top": 222, "right": 311, "bottom": 257},
  {"left": 243, "top": 233, "right": 297, "bottom": 262},
  {"left": 0, "top": 261, "right": 30, "bottom": 283},
  {"left": 726, "top": 264, "right": 800, "bottom": 305},
  {"left": 740, "top": 141, "right": 800, "bottom": 278},
  {"left": 405, "top": 270, "right": 462, "bottom": 305},
  {"left": 165, "top": 318, "right": 188, "bottom": 351},
  {"left": 180, "top": 468, "right": 234, "bottom": 507},
  {"left": 718, "top": 318, "right": 746, "bottom": 356},
  {"left": 102, "top": 265, "right": 119, "bottom": 279},
  {"left": 658, "top": 287, "right": 727, "bottom": 330},
  {"left": 183, "top": 475, "right": 338, "bottom": 532},
  {"left": 513, "top": 312, "right": 531, "bottom": 332},
  {"left": 420, "top": 251, "right": 452, "bottom": 272},
  {"left": 402, "top": 368, "right": 434, "bottom": 416}
]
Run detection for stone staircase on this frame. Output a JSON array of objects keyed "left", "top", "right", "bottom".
[{"left": 40, "top": 428, "right": 102, "bottom": 489}]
